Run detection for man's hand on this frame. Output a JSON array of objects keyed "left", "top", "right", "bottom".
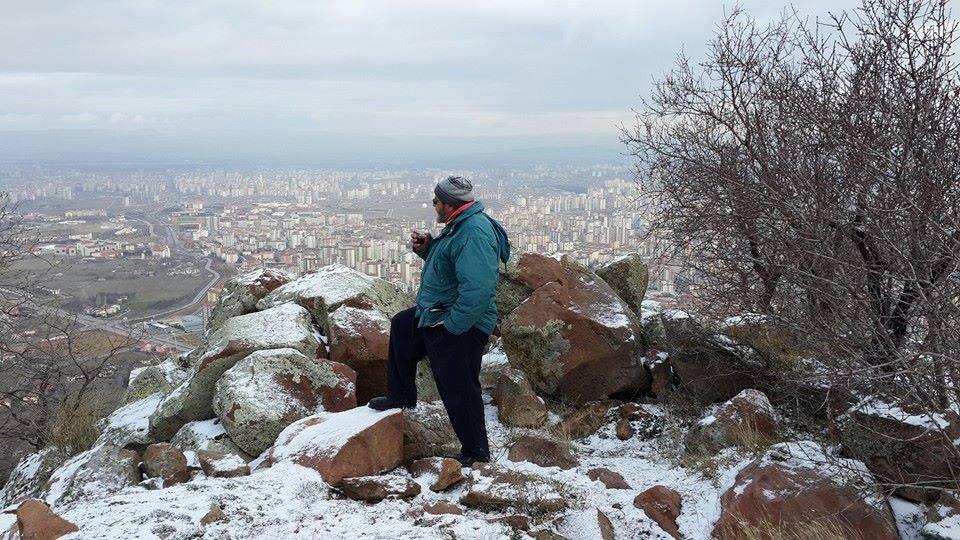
[{"left": 411, "top": 231, "right": 433, "bottom": 253}]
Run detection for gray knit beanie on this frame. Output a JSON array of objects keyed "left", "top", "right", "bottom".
[{"left": 435, "top": 176, "right": 474, "bottom": 205}]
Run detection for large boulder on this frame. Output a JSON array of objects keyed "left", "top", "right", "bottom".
[
  {"left": 494, "top": 256, "right": 533, "bottom": 321},
  {"left": 169, "top": 419, "right": 251, "bottom": 461},
  {"left": 1, "top": 448, "right": 68, "bottom": 507},
  {"left": 148, "top": 302, "right": 320, "bottom": 441},
  {"left": 42, "top": 444, "right": 141, "bottom": 507},
  {"left": 460, "top": 463, "right": 566, "bottom": 514},
  {"left": 256, "top": 263, "right": 412, "bottom": 336},
  {"left": 213, "top": 348, "right": 357, "bottom": 456},
  {"left": 327, "top": 306, "right": 390, "bottom": 405},
  {"left": 501, "top": 253, "right": 649, "bottom": 403},
  {"left": 714, "top": 441, "right": 898, "bottom": 539},
  {"left": 208, "top": 268, "right": 294, "bottom": 331},
  {"left": 95, "top": 393, "right": 164, "bottom": 450},
  {"left": 596, "top": 253, "right": 649, "bottom": 316},
  {"left": 122, "top": 358, "right": 189, "bottom": 405},
  {"left": 836, "top": 398, "right": 960, "bottom": 503},
  {"left": 494, "top": 367, "right": 547, "bottom": 428},
  {"left": 261, "top": 407, "right": 403, "bottom": 485},
  {"left": 684, "top": 389, "right": 780, "bottom": 454},
  {"left": 141, "top": 443, "right": 190, "bottom": 487},
  {"left": 9, "top": 499, "right": 78, "bottom": 540},
  {"left": 661, "top": 311, "right": 767, "bottom": 403},
  {"left": 402, "top": 401, "right": 458, "bottom": 462}
]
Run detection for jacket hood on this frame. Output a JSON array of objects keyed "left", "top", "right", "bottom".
[{"left": 448, "top": 201, "right": 511, "bottom": 264}]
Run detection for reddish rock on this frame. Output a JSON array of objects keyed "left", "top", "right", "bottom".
[
  {"left": 423, "top": 502, "right": 463, "bottom": 515},
  {"left": 494, "top": 367, "right": 548, "bottom": 428},
  {"left": 490, "top": 514, "right": 531, "bottom": 531},
  {"left": 12, "top": 499, "right": 78, "bottom": 540},
  {"left": 634, "top": 485, "right": 682, "bottom": 539},
  {"left": 587, "top": 467, "right": 631, "bottom": 490},
  {"left": 646, "top": 349, "right": 673, "bottom": 398},
  {"left": 408, "top": 457, "right": 463, "bottom": 492},
  {"left": 597, "top": 510, "right": 615, "bottom": 540},
  {"left": 713, "top": 441, "right": 898, "bottom": 539},
  {"left": 197, "top": 451, "right": 250, "bottom": 478},
  {"left": 615, "top": 418, "right": 634, "bottom": 440},
  {"left": 460, "top": 463, "right": 566, "bottom": 513},
  {"left": 552, "top": 400, "right": 618, "bottom": 439},
  {"left": 501, "top": 254, "right": 650, "bottom": 403},
  {"left": 328, "top": 306, "right": 391, "bottom": 405},
  {"left": 685, "top": 389, "right": 780, "bottom": 454},
  {"left": 508, "top": 435, "right": 579, "bottom": 470},
  {"left": 141, "top": 443, "right": 191, "bottom": 487},
  {"left": 339, "top": 475, "right": 421, "bottom": 502},
  {"left": 556, "top": 509, "right": 616, "bottom": 540},
  {"left": 262, "top": 407, "right": 403, "bottom": 485},
  {"left": 200, "top": 504, "right": 228, "bottom": 525}
]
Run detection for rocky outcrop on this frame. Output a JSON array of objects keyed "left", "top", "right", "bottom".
[
  {"left": 213, "top": 347, "right": 357, "bottom": 456},
  {"left": 42, "top": 444, "right": 141, "bottom": 507},
  {"left": 262, "top": 407, "right": 403, "bottom": 485},
  {"left": 661, "top": 311, "right": 767, "bottom": 403},
  {"left": 339, "top": 475, "right": 421, "bottom": 502},
  {"left": 256, "top": 263, "right": 412, "bottom": 336},
  {"left": 460, "top": 463, "right": 566, "bottom": 514},
  {"left": 408, "top": 457, "right": 463, "bottom": 492},
  {"left": 169, "top": 419, "right": 251, "bottom": 461},
  {"left": 402, "top": 401, "right": 458, "bottom": 462},
  {"left": 494, "top": 367, "right": 547, "bottom": 428},
  {"left": 0, "top": 448, "right": 68, "bottom": 507},
  {"left": 714, "top": 441, "right": 898, "bottom": 539},
  {"left": 508, "top": 436, "right": 579, "bottom": 470},
  {"left": 634, "top": 485, "right": 682, "bottom": 539},
  {"left": 141, "top": 443, "right": 191, "bottom": 487},
  {"left": 836, "top": 398, "right": 960, "bottom": 504},
  {"left": 684, "top": 389, "right": 780, "bottom": 454},
  {"left": 596, "top": 253, "right": 649, "bottom": 316},
  {"left": 122, "top": 358, "right": 189, "bottom": 405},
  {"left": 501, "top": 253, "right": 649, "bottom": 403},
  {"left": 208, "top": 268, "right": 294, "bottom": 331},
  {"left": 95, "top": 393, "right": 164, "bottom": 450},
  {"left": 148, "top": 302, "right": 320, "bottom": 441},
  {"left": 9, "top": 499, "right": 77, "bottom": 540},
  {"left": 327, "top": 306, "right": 390, "bottom": 405}
]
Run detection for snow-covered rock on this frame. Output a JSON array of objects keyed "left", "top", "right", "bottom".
[
  {"left": 95, "top": 393, "right": 163, "bottom": 450},
  {"left": 148, "top": 302, "right": 321, "bottom": 441},
  {"left": 208, "top": 268, "right": 294, "bottom": 331},
  {"left": 684, "top": 389, "right": 780, "bottom": 454},
  {"left": 633, "top": 485, "right": 682, "bottom": 539},
  {"left": 407, "top": 457, "right": 463, "bottom": 492},
  {"left": 261, "top": 407, "right": 403, "bottom": 485},
  {"left": 327, "top": 306, "right": 390, "bottom": 405},
  {"left": 122, "top": 358, "right": 189, "bottom": 405},
  {"left": 42, "top": 444, "right": 141, "bottom": 507},
  {"left": 924, "top": 491, "right": 960, "bottom": 540},
  {"left": 507, "top": 435, "right": 579, "bottom": 470},
  {"left": 596, "top": 253, "right": 649, "bottom": 317},
  {"left": 338, "top": 475, "right": 421, "bottom": 502},
  {"left": 213, "top": 347, "right": 357, "bottom": 456},
  {"left": 500, "top": 253, "right": 649, "bottom": 403},
  {"left": 0, "top": 448, "right": 68, "bottom": 507},
  {"left": 141, "top": 443, "right": 190, "bottom": 487},
  {"left": 714, "top": 440, "right": 898, "bottom": 539},
  {"left": 169, "top": 419, "right": 251, "bottom": 461},
  {"left": 197, "top": 451, "right": 249, "bottom": 478},
  {"left": 459, "top": 463, "right": 566, "bottom": 514},
  {"left": 256, "top": 264, "right": 412, "bottom": 336}
]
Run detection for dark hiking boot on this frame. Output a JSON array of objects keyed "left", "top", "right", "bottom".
[{"left": 367, "top": 396, "right": 415, "bottom": 411}]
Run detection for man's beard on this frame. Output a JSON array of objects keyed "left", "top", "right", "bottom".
[{"left": 435, "top": 211, "right": 446, "bottom": 223}]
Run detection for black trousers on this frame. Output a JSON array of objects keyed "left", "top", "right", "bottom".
[{"left": 386, "top": 307, "right": 490, "bottom": 461}]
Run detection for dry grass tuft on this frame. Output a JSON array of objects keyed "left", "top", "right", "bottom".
[
  {"left": 44, "top": 393, "right": 108, "bottom": 455},
  {"left": 722, "top": 518, "right": 866, "bottom": 540}
]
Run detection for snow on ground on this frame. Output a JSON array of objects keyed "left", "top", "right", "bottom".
[{"left": 54, "top": 392, "right": 758, "bottom": 539}]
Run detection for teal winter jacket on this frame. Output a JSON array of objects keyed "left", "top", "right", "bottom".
[{"left": 415, "top": 201, "right": 510, "bottom": 335}]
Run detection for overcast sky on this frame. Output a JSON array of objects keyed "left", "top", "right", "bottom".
[{"left": 0, "top": 0, "right": 867, "bottom": 165}]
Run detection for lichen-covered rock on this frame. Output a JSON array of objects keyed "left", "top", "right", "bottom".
[
  {"left": 262, "top": 407, "right": 403, "bottom": 485},
  {"left": 122, "top": 358, "right": 190, "bottom": 405},
  {"left": 494, "top": 256, "right": 533, "bottom": 321},
  {"left": 402, "top": 401, "right": 459, "bottom": 462},
  {"left": 141, "top": 443, "right": 190, "bottom": 487},
  {"left": 327, "top": 306, "right": 389, "bottom": 405},
  {"left": 208, "top": 268, "right": 294, "bottom": 331},
  {"left": 596, "top": 254, "right": 649, "bottom": 316},
  {"left": 213, "top": 347, "right": 357, "bottom": 456},
  {"left": 661, "top": 311, "right": 767, "bottom": 403},
  {"left": 1, "top": 448, "right": 68, "bottom": 507},
  {"left": 836, "top": 398, "right": 960, "bottom": 503},
  {"left": 507, "top": 435, "right": 578, "bottom": 470},
  {"left": 148, "top": 302, "right": 320, "bottom": 441},
  {"left": 714, "top": 441, "right": 898, "bottom": 539},
  {"left": 95, "top": 393, "right": 164, "bottom": 450},
  {"left": 169, "top": 419, "right": 252, "bottom": 461},
  {"left": 338, "top": 475, "right": 421, "bottom": 502},
  {"left": 501, "top": 253, "right": 649, "bottom": 403},
  {"left": 494, "top": 367, "right": 547, "bottom": 428},
  {"left": 415, "top": 359, "right": 441, "bottom": 402},
  {"left": 684, "top": 389, "right": 780, "bottom": 454},
  {"left": 42, "top": 444, "right": 141, "bottom": 507},
  {"left": 460, "top": 463, "right": 566, "bottom": 513},
  {"left": 256, "top": 263, "right": 412, "bottom": 336}
]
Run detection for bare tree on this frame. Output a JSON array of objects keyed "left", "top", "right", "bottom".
[{"left": 624, "top": 0, "right": 960, "bottom": 496}]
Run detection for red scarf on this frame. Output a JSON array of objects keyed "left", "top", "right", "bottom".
[{"left": 444, "top": 201, "right": 476, "bottom": 224}]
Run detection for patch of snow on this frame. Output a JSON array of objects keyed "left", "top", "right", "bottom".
[
  {"left": 662, "top": 308, "right": 689, "bottom": 320},
  {"left": 890, "top": 496, "right": 925, "bottom": 540},
  {"left": 851, "top": 398, "right": 951, "bottom": 430},
  {"left": 722, "top": 313, "right": 767, "bottom": 327}
]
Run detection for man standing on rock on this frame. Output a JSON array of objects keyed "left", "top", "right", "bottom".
[{"left": 368, "top": 175, "right": 510, "bottom": 467}]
